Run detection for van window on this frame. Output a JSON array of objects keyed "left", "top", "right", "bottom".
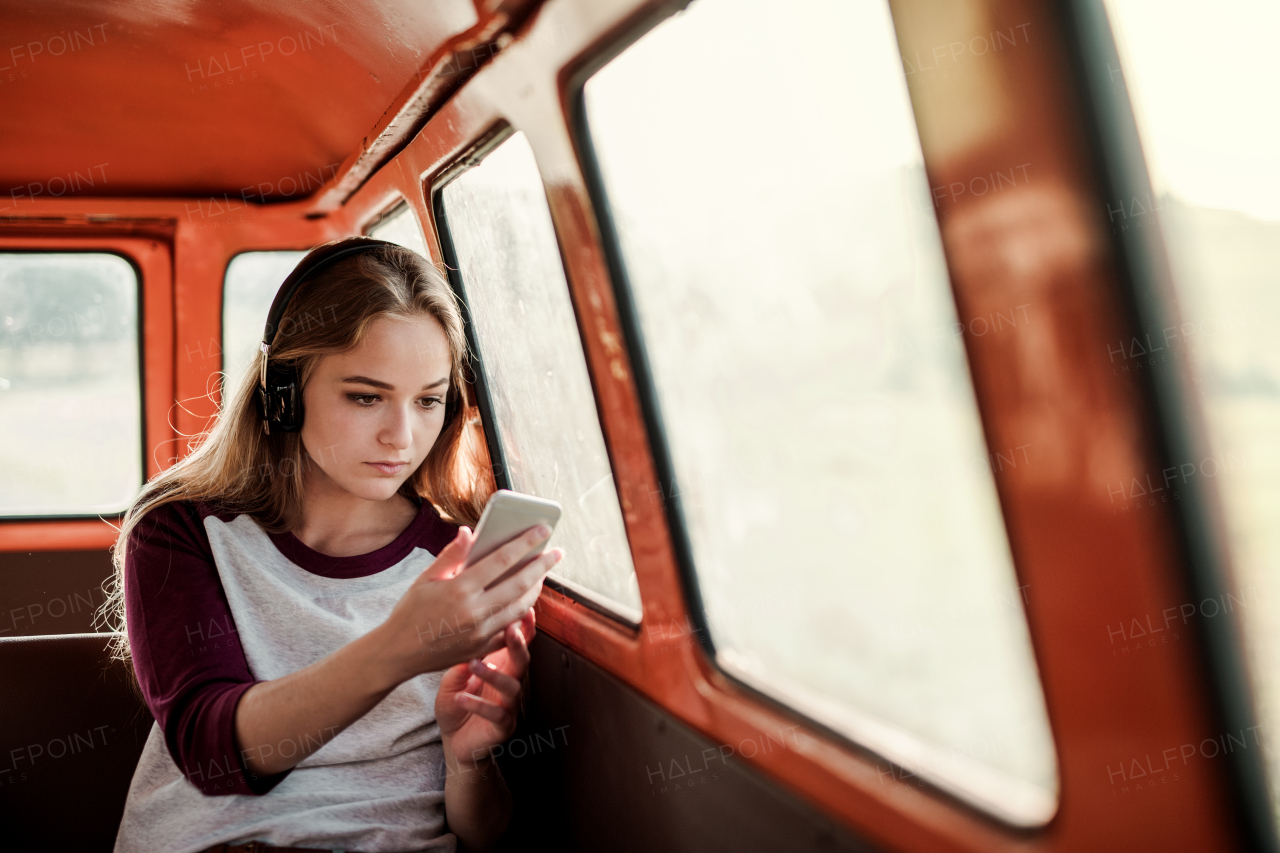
[
  {"left": 578, "top": 0, "right": 1055, "bottom": 822},
  {"left": 0, "top": 252, "right": 142, "bottom": 516},
  {"left": 437, "top": 131, "right": 642, "bottom": 621},
  {"left": 367, "top": 202, "right": 430, "bottom": 258},
  {"left": 1105, "top": 0, "right": 1280, "bottom": 822},
  {"left": 222, "top": 251, "right": 307, "bottom": 378}
]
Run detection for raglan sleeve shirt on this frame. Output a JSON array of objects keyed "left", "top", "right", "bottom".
[{"left": 123, "top": 500, "right": 291, "bottom": 796}]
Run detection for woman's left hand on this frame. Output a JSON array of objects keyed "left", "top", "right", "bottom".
[{"left": 436, "top": 608, "right": 536, "bottom": 769}]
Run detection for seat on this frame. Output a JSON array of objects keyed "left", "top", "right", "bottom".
[{"left": 0, "top": 633, "right": 154, "bottom": 851}]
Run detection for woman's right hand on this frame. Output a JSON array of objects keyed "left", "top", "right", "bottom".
[{"left": 373, "top": 524, "right": 563, "bottom": 685}]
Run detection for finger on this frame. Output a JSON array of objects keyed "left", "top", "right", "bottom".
[
  {"left": 470, "top": 657, "right": 521, "bottom": 697},
  {"left": 480, "top": 646, "right": 511, "bottom": 672},
  {"left": 455, "top": 691, "right": 513, "bottom": 724},
  {"left": 464, "top": 525, "right": 553, "bottom": 590},
  {"left": 477, "top": 631, "right": 507, "bottom": 658},
  {"left": 477, "top": 548, "right": 560, "bottom": 611},
  {"left": 438, "top": 661, "right": 472, "bottom": 693},
  {"left": 506, "top": 620, "right": 531, "bottom": 673},
  {"left": 520, "top": 608, "right": 537, "bottom": 644},
  {"left": 419, "top": 527, "right": 474, "bottom": 582},
  {"left": 478, "top": 575, "right": 547, "bottom": 636}
]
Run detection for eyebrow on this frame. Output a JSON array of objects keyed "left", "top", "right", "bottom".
[{"left": 341, "top": 375, "right": 449, "bottom": 391}]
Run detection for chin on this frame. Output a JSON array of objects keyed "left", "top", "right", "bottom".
[{"left": 341, "top": 476, "right": 407, "bottom": 503}]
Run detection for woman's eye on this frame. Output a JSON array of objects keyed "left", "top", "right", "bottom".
[
  {"left": 419, "top": 397, "right": 443, "bottom": 410},
  {"left": 348, "top": 394, "right": 379, "bottom": 406}
]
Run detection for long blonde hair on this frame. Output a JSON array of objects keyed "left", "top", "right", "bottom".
[{"left": 97, "top": 242, "right": 494, "bottom": 670}]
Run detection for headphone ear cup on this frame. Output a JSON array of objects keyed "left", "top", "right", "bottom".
[
  {"left": 277, "top": 367, "right": 303, "bottom": 432},
  {"left": 261, "top": 362, "right": 304, "bottom": 432}
]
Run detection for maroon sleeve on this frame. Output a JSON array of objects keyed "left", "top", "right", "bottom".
[{"left": 123, "top": 500, "right": 291, "bottom": 796}]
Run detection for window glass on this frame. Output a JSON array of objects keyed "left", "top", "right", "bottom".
[
  {"left": 222, "top": 251, "right": 307, "bottom": 379},
  {"left": 1104, "top": 0, "right": 1280, "bottom": 826},
  {"left": 367, "top": 202, "right": 430, "bottom": 258},
  {"left": 0, "top": 253, "right": 141, "bottom": 516},
  {"left": 438, "top": 131, "right": 641, "bottom": 621},
  {"left": 581, "top": 0, "right": 1055, "bottom": 822}
]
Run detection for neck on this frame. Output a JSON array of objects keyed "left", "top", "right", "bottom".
[{"left": 293, "top": 460, "right": 419, "bottom": 558}]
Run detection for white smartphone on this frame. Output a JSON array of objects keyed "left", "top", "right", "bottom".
[{"left": 464, "top": 489, "right": 563, "bottom": 590}]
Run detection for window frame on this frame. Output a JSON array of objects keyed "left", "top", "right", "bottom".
[
  {"left": 429, "top": 123, "right": 644, "bottom": 628},
  {"left": 362, "top": 196, "right": 431, "bottom": 256},
  {"left": 562, "top": 8, "right": 1063, "bottom": 827},
  {"left": 0, "top": 236, "right": 172, "bottom": 539},
  {"left": 362, "top": 197, "right": 413, "bottom": 235}
]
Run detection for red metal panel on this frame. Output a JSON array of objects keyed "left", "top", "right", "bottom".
[{"left": 0, "top": 0, "right": 479, "bottom": 200}]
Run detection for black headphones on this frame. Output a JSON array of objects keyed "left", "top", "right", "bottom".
[{"left": 255, "top": 237, "right": 399, "bottom": 434}]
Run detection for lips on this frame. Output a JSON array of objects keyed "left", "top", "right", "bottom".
[{"left": 365, "top": 461, "right": 408, "bottom": 475}]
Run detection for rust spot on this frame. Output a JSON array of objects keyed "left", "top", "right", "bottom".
[{"left": 599, "top": 327, "right": 621, "bottom": 356}]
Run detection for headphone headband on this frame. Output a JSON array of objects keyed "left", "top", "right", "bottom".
[{"left": 261, "top": 236, "right": 399, "bottom": 351}]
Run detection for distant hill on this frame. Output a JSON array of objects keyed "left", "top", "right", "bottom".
[{"left": 1159, "top": 196, "right": 1280, "bottom": 398}]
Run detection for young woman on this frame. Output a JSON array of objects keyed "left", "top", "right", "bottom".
[{"left": 100, "top": 237, "right": 563, "bottom": 853}]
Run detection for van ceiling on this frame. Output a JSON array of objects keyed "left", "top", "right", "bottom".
[{"left": 0, "top": 0, "right": 481, "bottom": 201}]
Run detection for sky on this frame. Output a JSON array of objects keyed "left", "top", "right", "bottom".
[{"left": 1105, "top": 0, "right": 1280, "bottom": 222}]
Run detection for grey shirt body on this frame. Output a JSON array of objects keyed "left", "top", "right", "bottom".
[{"left": 114, "top": 510, "right": 457, "bottom": 853}]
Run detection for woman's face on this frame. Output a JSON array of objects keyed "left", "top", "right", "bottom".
[{"left": 300, "top": 314, "right": 453, "bottom": 503}]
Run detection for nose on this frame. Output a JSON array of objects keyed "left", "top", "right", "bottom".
[{"left": 378, "top": 401, "right": 413, "bottom": 451}]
